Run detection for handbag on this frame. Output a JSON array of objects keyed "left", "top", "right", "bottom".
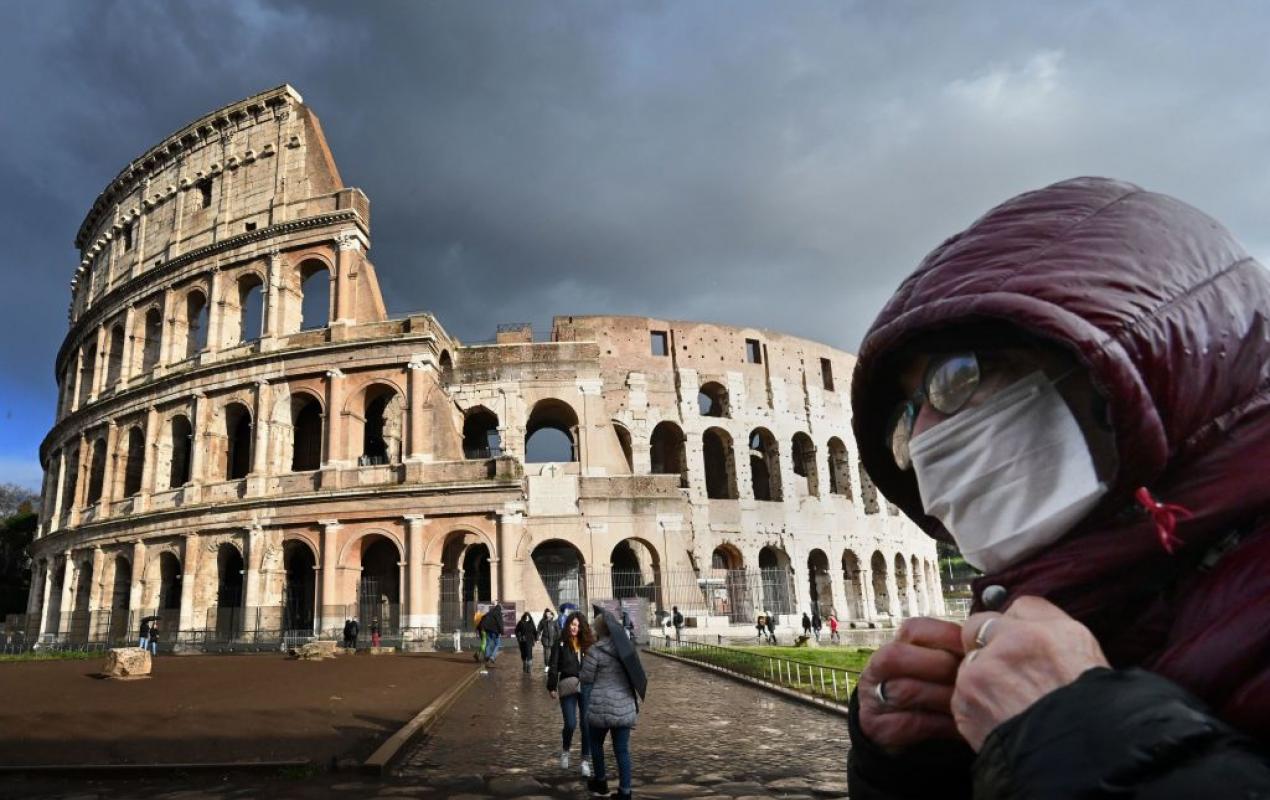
[{"left": 557, "top": 676, "right": 581, "bottom": 697}]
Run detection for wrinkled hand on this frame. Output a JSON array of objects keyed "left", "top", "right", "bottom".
[
  {"left": 550, "top": 690, "right": 558, "bottom": 699},
  {"left": 859, "top": 617, "right": 966, "bottom": 753},
  {"left": 954, "top": 596, "right": 1109, "bottom": 751}
]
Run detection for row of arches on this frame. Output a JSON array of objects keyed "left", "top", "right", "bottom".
[{"left": 61, "top": 259, "right": 331, "bottom": 417}]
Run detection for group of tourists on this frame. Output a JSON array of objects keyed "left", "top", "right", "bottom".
[
  {"left": 137, "top": 615, "right": 160, "bottom": 655},
  {"left": 340, "top": 617, "right": 384, "bottom": 649}
]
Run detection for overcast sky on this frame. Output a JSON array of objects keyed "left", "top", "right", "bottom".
[{"left": 2, "top": 1, "right": 1269, "bottom": 490}]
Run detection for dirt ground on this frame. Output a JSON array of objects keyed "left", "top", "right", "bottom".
[{"left": 0, "top": 651, "right": 476, "bottom": 768}]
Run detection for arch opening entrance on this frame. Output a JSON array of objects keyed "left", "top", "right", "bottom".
[
  {"left": 299, "top": 260, "right": 331, "bottom": 331},
  {"left": 167, "top": 415, "right": 193, "bottom": 489},
  {"left": 870, "top": 551, "right": 890, "bottom": 616},
  {"left": 708, "top": 545, "right": 751, "bottom": 622},
  {"left": 531, "top": 540, "right": 586, "bottom": 612},
  {"left": 842, "top": 550, "right": 866, "bottom": 623},
  {"left": 360, "top": 386, "right": 403, "bottom": 466},
  {"left": 291, "top": 395, "right": 323, "bottom": 471},
  {"left": 758, "top": 546, "right": 794, "bottom": 616},
  {"left": 827, "top": 437, "right": 852, "bottom": 498},
  {"left": 109, "top": 555, "right": 131, "bottom": 643},
  {"left": 895, "top": 553, "right": 911, "bottom": 618},
  {"left": 525, "top": 399, "right": 579, "bottom": 463},
  {"left": 462, "top": 407, "right": 502, "bottom": 459},
  {"left": 223, "top": 403, "right": 253, "bottom": 480},
  {"left": 69, "top": 560, "right": 93, "bottom": 641},
  {"left": 122, "top": 427, "right": 145, "bottom": 497},
  {"left": 749, "top": 428, "right": 782, "bottom": 502},
  {"left": 609, "top": 539, "right": 661, "bottom": 612},
  {"left": 358, "top": 536, "right": 401, "bottom": 636},
  {"left": 792, "top": 433, "right": 819, "bottom": 498},
  {"left": 156, "top": 551, "right": 182, "bottom": 640},
  {"left": 213, "top": 544, "right": 244, "bottom": 640},
  {"left": 807, "top": 549, "right": 832, "bottom": 618},
  {"left": 439, "top": 532, "right": 491, "bottom": 632},
  {"left": 650, "top": 421, "right": 687, "bottom": 488},
  {"left": 702, "top": 427, "right": 737, "bottom": 499},
  {"left": 282, "top": 541, "right": 316, "bottom": 633}
]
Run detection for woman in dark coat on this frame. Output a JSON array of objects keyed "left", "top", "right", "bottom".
[
  {"left": 547, "top": 611, "right": 594, "bottom": 779},
  {"left": 846, "top": 177, "right": 1270, "bottom": 798},
  {"left": 537, "top": 608, "right": 559, "bottom": 673},
  {"left": 515, "top": 612, "right": 537, "bottom": 673},
  {"left": 580, "top": 613, "right": 639, "bottom": 800}
]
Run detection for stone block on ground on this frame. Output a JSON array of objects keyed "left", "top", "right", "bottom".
[
  {"left": 369, "top": 646, "right": 397, "bottom": 655},
  {"left": 291, "top": 640, "right": 337, "bottom": 660},
  {"left": 103, "top": 647, "right": 152, "bottom": 678}
]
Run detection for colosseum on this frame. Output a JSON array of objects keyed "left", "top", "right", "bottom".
[{"left": 25, "top": 85, "right": 942, "bottom": 650}]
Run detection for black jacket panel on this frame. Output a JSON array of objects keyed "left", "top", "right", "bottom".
[{"left": 846, "top": 687, "right": 974, "bottom": 800}]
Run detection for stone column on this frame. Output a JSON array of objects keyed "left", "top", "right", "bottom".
[
  {"left": 734, "top": 427, "right": 755, "bottom": 502},
  {"left": 496, "top": 510, "right": 525, "bottom": 604},
  {"left": 577, "top": 378, "right": 602, "bottom": 475},
  {"left": 178, "top": 534, "right": 199, "bottom": 637},
  {"left": 244, "top": 525, "right": 263, "bottom": 624},
  {"left": 858, "top": 568, "right": 876, "bottom": 621},
  {"left": 404, "top": 515, "right": 427, "bottom": 628},
  {"left": 49, "top": 449, "right": 67, "bottom": 532},
  {"left": 69, "top": 432, "right": 89, "bottom": 527},
  {"left": 129, "top": 540, "right": 147, "bottom": 614},
  {"left": 186, "top": 392, "right": 207, "bottom": 502},
  {"left": 89, "top": 326, "right": 108, "bottom": 401},
  {"left": 39, "top": 560, "right": 57, "bottom": 636},
  {"left": 205, "top": 268, "right": 223, "bottom": 354},
  {"left": 333, "top": 232, "right": 361, "bottom": 325},
  {"left": 323, "top": 369, "right": 346, "bottom": 468},
  {"left": 88, "top": 546, "right": 105, "bottom": 612},
  {"left": 406, "top": 358, "right": 432, "bottom": 462},
  {"left": 120, "top": 306, "right": 137, "bottom": 385},
  {"left": 26, "top": 559, "right": 45, "bottom": 619},
  {"left": 248, "top": 379, "right": 271, "bottom": 495},
  {"left": 319, "top": 520, "right": 342, "bottom": 635},
  {"left": 156, "top": 288, "right": 175, "bottom": 368},
  {"left": 264, "top": 248, "right": 283, "bottom": 339},
  {"left": 70, "top": 347, "right": 85, "bottom": 414},
  {"left": 59, "top": 552, "right": 76, "bottom": 636},
  {"left": 827, "top": 567, "right": 849, "bottom": 620},
  {"left": 885, "top": 568, "right": 901, "bottom": 623}
]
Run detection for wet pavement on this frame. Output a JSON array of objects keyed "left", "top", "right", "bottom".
[{"left": 397, "top": 650, "right": 851, "bottom": 798}]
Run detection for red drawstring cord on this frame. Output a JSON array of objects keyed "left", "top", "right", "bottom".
[{"left": 1135, "top": 487, "right": 1192, "bottom": 555}]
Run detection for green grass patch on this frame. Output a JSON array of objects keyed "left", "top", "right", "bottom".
[
  {"left": 731, "top": 645, "right": 874, "bottom": 672},
  {"left": 0, "top": 649, "right": 103, "bottom": 662},
  {"left": 664, "top": 643, "right": 873, "bottom": 704}
]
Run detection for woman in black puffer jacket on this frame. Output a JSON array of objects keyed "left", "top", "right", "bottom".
[{"left": 547, "top": 611, "right": 594, "bottom": 779}]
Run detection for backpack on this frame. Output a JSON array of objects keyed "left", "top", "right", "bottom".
[{"left": 672, "top": 610, "right": 684, "bottom": 627}]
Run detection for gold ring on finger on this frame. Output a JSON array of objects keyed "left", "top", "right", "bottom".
[{"left": 974, "top": 617, "right": 997, "bottom": 650}]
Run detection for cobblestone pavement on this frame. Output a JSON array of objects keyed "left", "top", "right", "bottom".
[{"left": 396, "top": 650, "right": 851, "bottom": 798}]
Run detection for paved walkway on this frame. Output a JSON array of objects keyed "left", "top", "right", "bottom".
[{"left": 397, "top": 650, "right": 851, "bottom": 798}]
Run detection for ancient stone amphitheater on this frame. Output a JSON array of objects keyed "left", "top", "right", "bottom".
[{"left": 25, "top": 85, "right": 941, "bottom": 650}]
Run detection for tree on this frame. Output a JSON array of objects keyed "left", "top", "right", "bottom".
[{"left": 0, "top": 484, "right": 39, "bottom": 616}]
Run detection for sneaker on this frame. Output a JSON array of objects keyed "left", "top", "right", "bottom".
[
  {"left": 581, "top": 759, "right": 593, "bottom": 778},
  {"left": 614, "top": 791, "right": 631, "bottom": 800},
  {"left": 587, "top": 778, "right": 610, "bottom": 797},
  {"left": 560, "top": 751, "right": 570, "bottom": 770}
]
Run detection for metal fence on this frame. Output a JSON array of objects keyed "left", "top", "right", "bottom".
[{"left": 649, "top": 634, "right": 857, "bottom": 706}]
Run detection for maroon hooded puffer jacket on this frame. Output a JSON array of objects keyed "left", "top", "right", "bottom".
[{"left": 851, "top": 177, "right": 1270, "bottom": 739}]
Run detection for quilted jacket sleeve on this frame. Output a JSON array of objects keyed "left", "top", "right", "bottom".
[
  {"left": 846, "top": 688, "right": 975, "bottom": 800},
  {"left": 974, "top": 668, "right": 1270, "bottom": 799}
]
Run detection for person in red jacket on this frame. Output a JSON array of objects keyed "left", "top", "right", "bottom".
[{"left": 846, "top": 177, "right": 1270, "bottom": 798}]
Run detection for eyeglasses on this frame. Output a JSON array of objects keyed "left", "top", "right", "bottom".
[{"left": 887, "top": 351, "right": 981, "bottom": 471}]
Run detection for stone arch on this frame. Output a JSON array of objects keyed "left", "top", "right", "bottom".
[
  {"left": 525, "top": 398, "right": 580, "bottom": 463},
  {"left": 348, "top": 381, "right": 405, "bottom": 466},
  {"left": 912, "top": 554, "right": 928, "bottom": 615},
  {"left": 438, "top": 350, "right": 454, "bottom": 381},
  {"left": 136, "top": 306, "right": 163, "bottom": 374},
  {"left": 347, "top": 532, "right": 403, "bottom": 634},
  {"left": 859, "top": 457, "right": 880, "bottom": 514},
  {"left": 612, "top": 421, "right": 634, "bottom": 473},
  {"left": 438, "top": 528, "right": 495, "bottom": 632},
  {"left": 180, "top": 287, "right": 210, "bottom": 360},
  {"left": 121, "top": 425, "right": 145, "bottom": 497},
  {"left": 218, "top": 401, "right": 253, "bottom": 480},
  {"left": 702, "top": 426, "right": 737, "bottom": 499},
  {"left": 649, "top": 421, "right": 687, "bottom": 487},
  {"left": 709, "top": 543, "right": 751, "bottom": 622},
  {"left": 827, "top": 437, "right": 852, "bottom": 499},
  {"left": 61, "top": 445, "right": 80, "bottom": 512},
  {"left": 758, "top": 545, "right": 795, "bottom": 615},
  {"left": 871, "top": 550, "right": 890, "bottom": 616},
  {"left": 807, "top": 548, "right": 832, "bottom": 618},
  {"left": 77, "top": 339, "right": 97, "bottom": 406},
  {"left": 894, "top": 553, "right": 911, "bottom": 617},
  {"left": 841, "top": 549, "right": 866, "bottom": 622},
  {"left": 530, "top": 538, "right": 587, "bottom": 611},
  {"left": 211, "top": 542, "right": 245, "bottom": 638},
  {"left": 462, "top": 406, "right": 502, "bottom": 459},
  {"left": 338, "top": 528, "right": 406, "bottom": 569},
  {"left": 105, "top": 323, "right": 126, "bottom": 388},
  {"left": 289, "top": 392, "right": 324, "bottom": 471},
  {"left": 68, "top": 556, "right": 94, "bottom": 640},
  {"left": 791, "top": 432, "right": 819, "bottom": 497},
  {"left": 748, "top": 427, "right": 782, "bottom": 502},
  {"left": 163, "top": 414, "right": 193, "bottom": 490},
  {"left": 86, "top": 434, "right": 108, "bottom": 505},
  {"left": 698, "top": 381, "right": 729, "bottom": 417},
  {"left": 297, "top": 257, "right": 332, "bottom": 332},
  {"left": 231, "top": 271, "right": 265, "bottom": 345},
  {"left": 610, "top": 537, "right": 662, "bottom": 611},
  {"left": 282, "top": 539, "right": 317, "bottom": 632}
]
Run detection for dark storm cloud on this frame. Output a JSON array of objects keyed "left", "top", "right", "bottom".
[{"left": 3, "top": 1, "right": 1269, "bottom": 487}]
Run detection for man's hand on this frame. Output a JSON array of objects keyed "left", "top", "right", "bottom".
[
  {"left": 954, "top": 595, "right": 1109, "bottom": 751},
  {"left": 550, "top": 690, "right": 558, "bottom": 699},
  {"left": 858, "top": 617, "right": 966, "bottom": 753}
]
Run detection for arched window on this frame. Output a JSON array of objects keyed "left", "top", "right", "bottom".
[
  {"left": 613, "top": 423, "right": 634, "bottom": 473},
  {"left": 298, "top": 260, "right": 330, "bottom": 331},
  {"left": 62, "top": 447, "right": 80, "bottom": 511},
  {"left": 871, "top": 551, "right": 890, "bottom": 615},
  {"left": 826, "top": 437, "right": 852, "bottom": 498},
  {"left": 748, "top": 428, "right": 782, "bottom": 502},
  {"left": 462, "top": 407, "right": 502, "bottom": 459},
  {"left": 224, "top": 403, "right": 253, "bottom": 480},
  {"left": 106, "top": 325, "right": 125, "bottom": 388},
  {"left": 525, "top": 399, "right": 579, "bottom": 463},
  {"left": 139, "top": 308, "right": 162, "bottom": 373},
  {"left": 236, "top": 274, "right": 264, "bottom": 344},
  {"left": 859, "top": 457, "right": 880, "bottom": 514},
  {"left": 791, "top": 432, "right": 819, "bottom": 497},
  {"left": 361, "top": 386, "right": 403, "bottom": 465},
  {"left": 698, "top": 382, "right": 729, "bottom": 417},
  {"left": 702, "top": 427, "right": 737, "bottom": 499},
  {"left": 77, "top": 341, "right": 97, "bottom": 406},
  {"left": 184, "top": 290, "right": 208, "bottom": 358},
  {"left": 168, "top": 415, "right": 193, "bottom": 488},
  {"left": 122, "top": 426, "right": 145, "bottom": 497},
  {"left": 650, "top": 421, "right": 687, "bottom": 487},
  {"left": 291, "top": 395, "right": 323, "bottom": 471},
  {"left": 86, "top": 436, "right": 107, "bottom": 504}
]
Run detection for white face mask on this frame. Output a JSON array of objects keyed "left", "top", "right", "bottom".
[{"left": 907, "top": 371, "right": 1107, "bottom": 574}]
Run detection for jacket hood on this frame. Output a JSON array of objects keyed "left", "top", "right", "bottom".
[{"left": 852, "top": 178, "right": 1270, "bottom": 628}]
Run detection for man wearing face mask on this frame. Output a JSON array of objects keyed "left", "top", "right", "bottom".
[{"left": 845, "top": 177, "right": 1270, "bottom": 799}]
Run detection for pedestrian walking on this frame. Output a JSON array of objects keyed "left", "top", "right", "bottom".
[
  {"left": 479, "top": 599, "right": 504, "bottom": 665},
  {"left": 828, "top": 613, "right": 840, "bottom": 644},
  {"left": 348, "top": 617, "right": 360, "bottom": 649},
  {"left": 138, "top": 615, "right": 158, "bottom": 650},
  {"left": 342, "top": 618, "right": 354, "bottom": 649},
  {"left": 801, "top": 612, "right": 812, "bottom": 639},
  {"left": 581, "top": 612, "right": 640, "bottom": 800},
  {"left": 765, "top": 611, "right": 776, "bottom": 644},
  {"left": 671, "top": 606, "right": 683, "bottom": 643},
  {"left": 548, "top": 611, "right": 594, "bottom": 779},
  {"left": 537, "top": 608, "right": 559, "bottom": 673},
  {"left": 516, "top": 612, "right": 537, "bottom": 673},
  {"left": 811, "top": 611, "right": 823, "bottom": 642},
  {"left": 620, "top": 609, "right": 636, "bottom": 642},
  {"left": 370, "top": 618, "right": 381, "bottom": 648},
  {"left": 473, "top": 607, "right": 487, "bottom": 662},
  {"left": 755, "top": 613, "right": 766, "bottom": 641}
]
